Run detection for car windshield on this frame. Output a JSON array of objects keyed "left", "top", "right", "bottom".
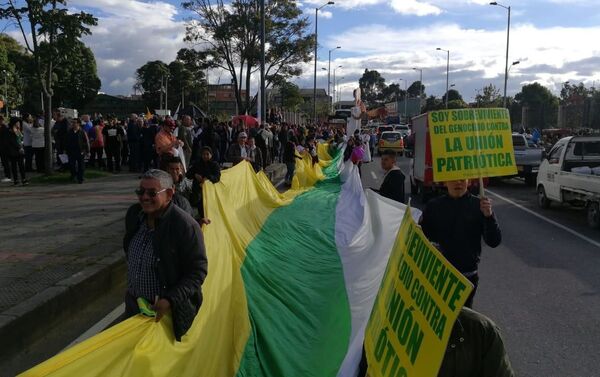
[{"left": 382, "top": 133, "right": 402, "bottom": 141}]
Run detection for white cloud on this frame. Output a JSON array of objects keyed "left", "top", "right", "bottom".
[
  {"left": 67, "top": 0, "right": 186, "bottom": 95},
  {"left": 295, "top": 22, "right": 600, "bottom": 101},
  {"left": 320, "top": 10, "right": 333, "bottom": 18},
  {"left": 389, "top": 0, "right": 441, "bottom": 16}
]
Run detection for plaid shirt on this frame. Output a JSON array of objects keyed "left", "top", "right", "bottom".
[{"left": 127, "top": 221, "right": 161, "bottom": 302}]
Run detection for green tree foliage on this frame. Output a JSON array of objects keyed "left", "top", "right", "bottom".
[
  {"left": 442, "top": 89, "right": 463, "bottom": 104},
  {"left": 359, "top": 69, "right": 386, "bottom": 107},
  {"left": 279, "top": 81, "right": 303, "bottom": 111},
  {"left": 183, "top": 0, "right": 313, "bottom": 115},
  {"left": 0, "top": 0, "right": 97, "bottom": 174},
  {"left": 475, "top": 83, "right": 502, "bottom": 108},
  {"left": 514, "top": 82, "right": 559, "bottom": 129},
  {"left": 407, "top": 81, "right": 425, "bottom": 98},
  {"left": 135, "top": 61, "right": 169, "bottom": 110},
  {"left": 52, "top": 41, "right": 100, "bottom": 109},
  {"left": 0, "top": 35, "right": 22, "bottom": 111}
]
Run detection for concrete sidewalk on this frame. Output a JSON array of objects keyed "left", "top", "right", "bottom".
[{"left": 0, "top": 162, "right": 286, "bottom": 369}]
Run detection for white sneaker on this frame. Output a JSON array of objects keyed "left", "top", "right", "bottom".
[{"left": 1, "top": 178, "right": 11, "bottom": 183}]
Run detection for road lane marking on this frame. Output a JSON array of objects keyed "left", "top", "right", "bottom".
[
  {"left": 64, "top": 303, "right": 125, "bottom": 351},
  {"left": 486, "top": 189, "right": 600, "bottom": 249},
  {"left": 370, "top": 171, "right": 377, "bottom": 180}
]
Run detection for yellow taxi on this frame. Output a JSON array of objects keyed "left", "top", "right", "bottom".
[{"left": 378, "top": 131, "right": 405, "bottom": 156}]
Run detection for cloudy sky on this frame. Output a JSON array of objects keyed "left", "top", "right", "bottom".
[{"left": 8, "top": 0, "right": 600, "bottom": 101}]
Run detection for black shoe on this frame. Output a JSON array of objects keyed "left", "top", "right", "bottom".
[
  {"left": 22, "top": 180, "right": 29, "bottom": 186},
  {"left": 13, "top": 181, "right": 19, "bottom": 186}
]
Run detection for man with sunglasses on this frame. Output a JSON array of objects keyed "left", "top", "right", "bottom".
[{"left": 123, "top": 169, "right": 208, "bottom": 341}]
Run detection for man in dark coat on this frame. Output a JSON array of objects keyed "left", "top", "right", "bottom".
[
  {"left": 420, "top": 179, "right": 501, "bottom": 308},
  {"left": 187, "top": 146, "right": 221, "bottom": 224},
  {"left": 373, "top": 149, "right": 405, "bottom": 204},
  {"left": 123, "top": 169, "right": 208, "bottom": 341},
  {"left": 65, "top": 118, "right": 90, "bottom": 184}
]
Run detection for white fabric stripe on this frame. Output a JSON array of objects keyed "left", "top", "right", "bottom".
[{"left": 335, "top": 161, "right": 421, "bottom": 377}]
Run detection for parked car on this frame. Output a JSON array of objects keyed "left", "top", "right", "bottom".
[
  {"left": 537, "top": 136, "right": 600, "bottom": 228},
  {"left": 378, "top": 131, "right": 404, "bottom": 155},
  {"left": 511, "top": 133, "right": 545, "bottom": 186}
]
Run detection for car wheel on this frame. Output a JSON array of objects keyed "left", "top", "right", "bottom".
[
  {"left": 537, "top": 186, "right": 551, "bottom": 209},
  {"left": 587, "top": 202, "right": 600, "bottom": 229}
]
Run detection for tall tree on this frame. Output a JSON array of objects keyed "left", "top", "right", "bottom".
[
  {"left": 278, "top": 81, "right": 303, "bottom": 111},
  {"left": 442, "top": 89, "right": 463, "bottom": 104},
  {"left": 176, "top": 48, "right": 209, "bottom": 107},
  {"left": 359, "top": 69, "right": 386, "bottom": 107},
  {"left": 1, "top": 0, "right": 97, "bottom": 174},
  {"left": 560, "top": 82, "right": 590, "bottom": 128},
  {"left": 0, "top": 36, "right": 22, "bottom": 112},
  {"left": 52, "top": 41, "right": 100, "bottom": 109},
  {"left": 135, "top": 61, "right": 169, "bottom": 111},
  {"left": 381, "top": 83, "right": 405, "bottom": 104},
  {"left": 407, "top": 81, "right": 425, "bottom": 98},
  {"left": 475, "top": 83, "right": 502, "bottom": 108},
  {"left": 514, "top": 82, "right": 559, "bottom": 129},
  {"left": 183, "top": 0, "right": 313, "bottom": 115}
]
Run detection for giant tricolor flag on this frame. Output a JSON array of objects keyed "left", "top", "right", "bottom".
[{"left": 20, "top": 144, "right": 415, "bottom": 377}]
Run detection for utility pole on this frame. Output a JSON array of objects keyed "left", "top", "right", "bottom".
[
  {"left": 490, "top": 2, "right": 511, "bottom": 108},
  {"left": 437, "top": 48, "right": 450, "bottom": 109},
  {"left": 313, "top": 1, "right": 334, "bottom": 124},
  {"left": 160, "top": 74, "right": 164, "bottom": 111},
  {"left": 260, "top": 0, "right": 266, "bottom": 123}
]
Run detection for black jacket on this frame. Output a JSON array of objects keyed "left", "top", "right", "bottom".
[
  {"left": 186, "top": 159, "right": 221, "bottom": 205},
  {"left": 5, "top": 129, "right": 23, "bottom": 158},
  {"left": 378, "top": 168, "right": 406, "bottom": 204},
  {"left": 123, "top": 202, "right": 208, "bottom": 341},
  {"left": 420, "top": 193, "right": 502, "bottom": 273},
  {"left": 438, "top": 308, "right": 515, "bottom": 377},
  {"left": 65, "top": 129, "right": 90, "bottom": 155}
]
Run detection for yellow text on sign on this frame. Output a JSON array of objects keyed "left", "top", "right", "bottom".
[
  {"left": 365, "top": 207, "right": 473, "bottom": 377},
  {"left": 428, "top": 108, "right": 517, "bottom": 182}
]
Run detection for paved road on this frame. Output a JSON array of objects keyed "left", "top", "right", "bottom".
[{"left": 362, "top": 156, "right": 600, "bottom": 377}]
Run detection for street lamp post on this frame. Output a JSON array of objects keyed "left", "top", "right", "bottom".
[
  {"left": 336, "top": 77, "right": 344, "bottom": 104},
  {"left": 398, "top": 79, "right": 407, "bottom": 123},
  {"left": 333, "top": 65, "right": 342, "bottom": 110},
  {"left": 260, "top": 0, "right": 266, "bottom": 123},
  {"left": 490, "top": 2, "right": 511, "bottom": 108},
  {"left": 328, "top": 46, "right": 341, "bottom": 113},
  {"left": 437, "top": 48, "right": 450, "bottom": 109},
  {"left": 313, "top": 1, "right": 334, "bottom": 124}
]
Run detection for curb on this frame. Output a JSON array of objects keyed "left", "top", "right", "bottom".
[{"left": 0, "top": 252, "right": 125, "bottom": 357}]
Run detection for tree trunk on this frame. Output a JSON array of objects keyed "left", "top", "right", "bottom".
[
  {"left": 43, "top": 93, "right": 53, "bottom": 175},
  {"left": 245, "top": 64, "right": 252, "bottom": 115}
]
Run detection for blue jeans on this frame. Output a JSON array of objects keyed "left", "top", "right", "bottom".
[
  {"left": 285, "top": 162, "right": 295, "bottom": 183},
  {"left": 68, "top": 152, "right": 85, "bottom": 182}
]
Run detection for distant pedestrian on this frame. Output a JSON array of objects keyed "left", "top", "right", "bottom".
[
  {"left": 420, "top": 179, "right": 502, "bottom": 308},
  {"left": 227, "top": 132, "right": 249, "bottom": 165},
  {"left": 127, "top": 114, "right": 142, "bottom": 173},
  {"left": 31, "top": 118, "right": 45, "bottom": 172},
  {"left": 247, "top": 137, "right": 263, "bottom": 172},
  {"left": 103, "top": 118, "right": 124, "bottom": 173},
  {"left": 123, "top": 169, "right": 208, "bottom": 341},
  {"left": 162, "top": 155, "right": 194, "bottom": 217},
  {"left": 178, "top": 115, "right": 194, "bottom": 167},
  {"left": 65, "top": 118, "right": 90, "bottom": 184},
  {"left": 373, "top": 150, "right": 405, "bottom": 204},
  {"left": 0, "top": 115, "right": 12, "bottom": 182},
  {"left": 89, "top": 119, "right": 105, "bottom": 169},
  {"left": 141, "top": 120, "right": 158, "bottom": 172},
  {"left": 22, "top": 114, "right": 34, "bottom": 172},
  {"left": 155, "top": 118, "right": 181, "bottom": 164},
  {"left": 6, "top": 118, "right": 28, "bottom": 186},
  {"left": 187, "top": 146, "right": 221, "bottom": 224},
  {"left": 283, "top": 138, "right": 301, "bottom": 185}
]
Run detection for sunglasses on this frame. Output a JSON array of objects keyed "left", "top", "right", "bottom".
[{"left": 135, "top": 188, "right": 167, "bottom": 198}]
